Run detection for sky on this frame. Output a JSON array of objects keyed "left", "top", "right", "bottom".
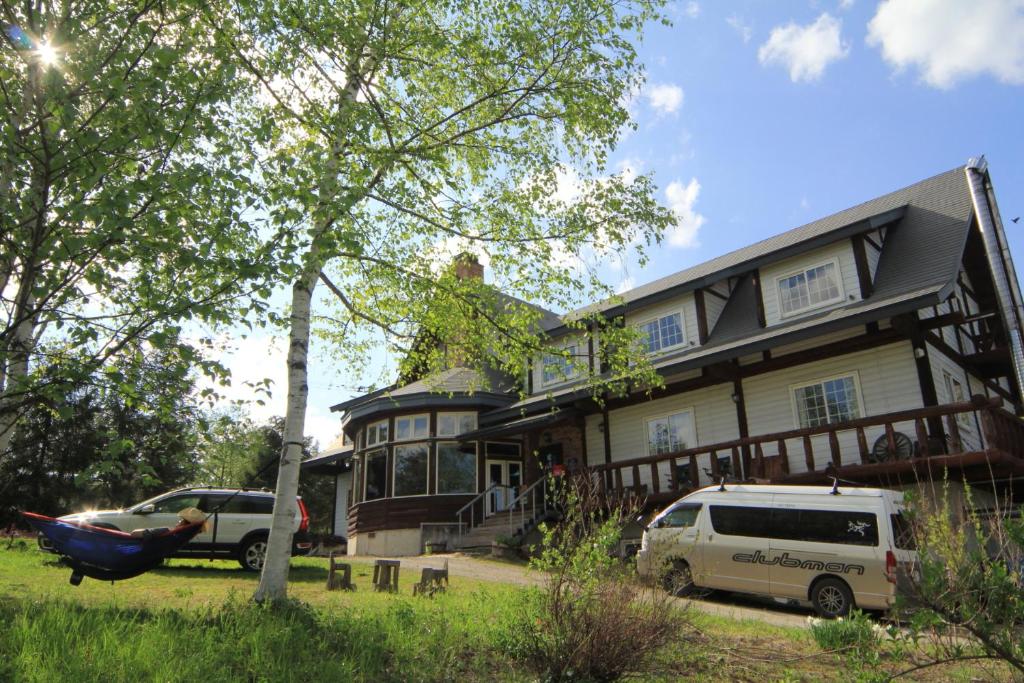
[{"left": 212, "top": 0, "right": 1024, "bottom": 451}]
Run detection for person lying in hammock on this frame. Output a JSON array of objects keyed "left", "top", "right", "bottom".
[{"left": 23, "top": 506, "right": 210, "bottom": 586}]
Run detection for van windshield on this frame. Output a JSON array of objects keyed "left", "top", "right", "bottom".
[{"left": 659, "top": 504, "right": 701, "bottom": 528}]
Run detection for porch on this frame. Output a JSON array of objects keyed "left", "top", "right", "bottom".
[{"left": 588, "top": 396, "right": 1024, "bottom": 506}]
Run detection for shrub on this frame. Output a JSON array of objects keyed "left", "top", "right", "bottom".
[
  {"left": 895, "top": 482, "right": 1024, "bottom": 678},
  {"left": 808, "top": 611, "right": 883, "bottom": 655},
  {"left": 509, "top": 475, "right": 689, "bottom": 682}
]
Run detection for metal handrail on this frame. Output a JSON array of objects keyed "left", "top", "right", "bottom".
[
  {"left": 506, "top": 476, "right": 550, "bottom": 538},
  {"left": 456, "top": 484, "right": 515, "bottom": 545}
]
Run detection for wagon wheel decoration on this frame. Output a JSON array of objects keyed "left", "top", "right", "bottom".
[{"left": 869, "top": 432, "right": 915, "bottom": 462}]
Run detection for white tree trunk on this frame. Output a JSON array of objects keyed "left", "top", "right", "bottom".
[
  {"left": 0, "top": 293, "right": 36, "bottom": 457},
  {"left": 254, "top": 258, "right": 320, "bottom": 603}
]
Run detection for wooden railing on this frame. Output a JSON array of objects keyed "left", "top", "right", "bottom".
[{"left": 589, "top": 397, "right": 1022, "bottom": 500}]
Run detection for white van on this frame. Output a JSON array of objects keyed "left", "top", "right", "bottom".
[{"left": 635, "top": 484, "right": 916, "bottom": 617}]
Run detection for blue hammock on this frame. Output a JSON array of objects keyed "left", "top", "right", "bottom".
[{"left": 22, "top": 512, "right": 205, "bottom": 586}]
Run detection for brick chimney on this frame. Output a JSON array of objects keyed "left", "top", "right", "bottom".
[{"left": 454, "top": 252, "right": 484, "bottom": 280}]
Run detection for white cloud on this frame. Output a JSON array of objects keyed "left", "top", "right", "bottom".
[
  {"left": 726, "top": 14, "right": 753, "bottom": 43},
  {"left": 839, "top": 0, "right": 855, "bottom": 8},
  {"left": 616, "top": 276, "right": 636, "bottom": 294},
  {"left": 684, "top": 2, "right": 700, "bottom": 19},
  {"left": 758, "top": 13, "right": 850, "bottom": 82},
  {"left": 665, "top": 178, "right": 705, "bottom": 248},
  {"left": 867, "top": 0, "right": 1024, "bottom": 88},
  {"left": 645, "top": 83, "right": 685, "bottom": 115}
]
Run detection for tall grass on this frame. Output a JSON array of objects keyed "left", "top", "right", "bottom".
[{"left": 0, "top": 589, "right": 526, "bottom": 682}]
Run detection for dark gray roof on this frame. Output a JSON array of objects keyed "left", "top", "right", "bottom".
[
  {"left": 552, "top": 166, "right": 968, "bottom": 330},
  {"left": 486, "top": 165, "right": 977, "bottom": 419},
  {"left": 389, "top": 366, "right": 515, "bottom": 397}
]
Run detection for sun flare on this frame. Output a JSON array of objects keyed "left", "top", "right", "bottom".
[{"left": 36, "top": 41, "right": 58, "bottom": 67}]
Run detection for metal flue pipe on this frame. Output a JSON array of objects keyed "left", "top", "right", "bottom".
[{"left": 965, "top": 157, "right": 1024, "bottom": 411}]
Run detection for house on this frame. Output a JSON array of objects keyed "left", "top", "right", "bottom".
[{"left": 302, "top": 158, "right": 1024, "bottom": 557}]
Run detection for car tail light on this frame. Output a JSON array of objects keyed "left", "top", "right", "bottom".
[
  {"left": 296, "top": 497, "right": 309, "bottom": 533},
  {"left": 885, "top": 550, "right": 897, "bottom": 584}
]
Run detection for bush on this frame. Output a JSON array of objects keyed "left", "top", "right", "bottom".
[
  {"left": 808, "top": 611, "right": 883, "bottom": 655},
  {"left": 509, "top": 475, "right": 689, "bottom": 682}
]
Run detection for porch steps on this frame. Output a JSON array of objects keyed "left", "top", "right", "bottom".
[{"left": 455, "top": 507, "right": 547, "bottom": 549}]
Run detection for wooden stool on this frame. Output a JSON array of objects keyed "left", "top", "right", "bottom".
[
  {"left": 326, "top": 552, "right": 353, "bottom": 591},
  {"left": 372, "top": 559, "right": 400, "bottom": 592},
  {"left": 413, "top": 559, "right": 449, "bottom": 597}
]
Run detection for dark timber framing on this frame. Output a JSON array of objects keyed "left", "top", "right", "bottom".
[
  {"left": 695, "top": 288, "right": 709, "bottom": 344},
  {"left": 851, "top": 234, "right": 874, "bottom": 299}
]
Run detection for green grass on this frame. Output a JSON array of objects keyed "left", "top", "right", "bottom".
[
  {"left": 0, "top": 542, "right": 528, "bottom": 682},
  {"left": 0, "top": 542, "right": 1010, "bottom": 682}
]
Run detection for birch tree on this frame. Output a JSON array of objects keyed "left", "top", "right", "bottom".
[
  {"left": 0, "top": 0, "right": 275, "bottom": 457},
  {"left": 216, "top": 0, "right": 675, "bottom": 602}
]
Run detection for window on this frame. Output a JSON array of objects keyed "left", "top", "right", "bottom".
[
  {"left": 943, "top": 371, "right": 970, "bottom": 427},
  {"left": 395, "top": 414, "right": 429, "bottom": 441},
  {"left": 646, "top": 409, "right": 696, "bottom": 457},
  {"left": 709, "top": 505, "right": 773, "bottom": 537},
  {"left": 709, "top": 505, "right": 879, "bottom": 547},
  {"left": 218, "top": 495, "right": 274, "bottom": 515},
  {"left": 364, "top": 449, "right": 386, "bottom": 500},
  {"left": 542, "top": 345, "right": 580, "bottom": 385},
  {"left": 437, "top": 412, "right": 476, "bottom": 437},
  {"left": 639, "top": 312, "right": 685, "bottom": 353},
  {"left": 891, "top": 513, "right": 916, "bottom": 550},
  {"left": 393, "top": 443, "right": 428, "bottom": 496},
  {"left": 771, "top": 508, "right": 879, "bottom": 547},
  {"left": 657, "top": 503, "right": 702, "bottom": 528},
  {"left": 485, "top": 442, "right": 521, "bottom": 458},
  {"left": 152, "top": 495, "right": 201, "bottom": 514},
  {"left": 777, "top": 260, "right": 843, "bottom": 316},
  {"left": 365, "top": 420, "right": 389, "bottom": 447},
  {"left": 437, "top": 442, "right": 477, "bottom": 494},
  {"left": 792, "top": 374, "right": 861, "bottom": 428},
  {"left": 341, "top": 431, "right": 351, "bottom": 447}
]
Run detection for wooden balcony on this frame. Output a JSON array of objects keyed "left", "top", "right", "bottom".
[{"left": 589, "top": 397, "right": 1024, "bottom": 506}]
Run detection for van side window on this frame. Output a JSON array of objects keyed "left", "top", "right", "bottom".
[
  {"left": 773, "top": 508, "right": 879, "bottom": 547},
  {"left": 890, "top": 513, "right": 916, "bottom": 550},
  {"left": 709, "top": 505, "right": 773, "bottom": 537},
  {"left": 660, "top": 504, "right": 701, "bottom": 528}
]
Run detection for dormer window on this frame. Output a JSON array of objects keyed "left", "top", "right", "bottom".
[
  {"left": 639, "top": 312, "right": 685, "bottom": 354},
  {"left": 777, "top": 260, "right": 843, "bottom": 316},
  {"left": 542, "top": 345, "right": 580, "bottom": 386}
]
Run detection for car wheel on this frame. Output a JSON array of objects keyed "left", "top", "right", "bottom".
[
  {"left": 239, "top": 537, "right": 268, "bottom": 572},
  {"left": 811, "top": 577, "right": 854, "bottom": 618},
  {"left": 663, "top": 561, "right": 696, "bottom": 597}
]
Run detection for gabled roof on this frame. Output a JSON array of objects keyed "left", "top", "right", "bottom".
[
  {"left": 483, "top": 165, "right": 978, "bottom": 422},
  {"left": 544, "top": 165, "right": 969, "bottom": 333}
]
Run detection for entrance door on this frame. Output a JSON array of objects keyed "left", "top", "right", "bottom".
[{"left": 486, "top": 460, "right": 523, "bottom": 515}]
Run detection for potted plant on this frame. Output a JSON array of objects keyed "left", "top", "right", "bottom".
[{"left": 424, "top": 540, "right": 447, "bottom": 555}]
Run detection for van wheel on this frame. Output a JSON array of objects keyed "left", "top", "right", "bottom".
[
  {"left": 239, "top": 537, "right": 268, "bottom": 572},
  {"left": 811, "top": 578, "right": 854, "bottom": 618},
  {"left": 663, "top": 562, "right": 695, "bottom": 597}
]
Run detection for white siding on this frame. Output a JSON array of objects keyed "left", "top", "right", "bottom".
[
  {"left": 866, "top": 239, "right": 882, "bottom": 281},
  {"left": 605, "top": 383, "right": 739, "bottom": 491},
  {"left": 927, "top": 346, "right": 983, "bottom": 451},
  {"left": 742, "top": 341, "right": 923, "bottom": 474},
  {"left": 623, "top": 292, "right": 700, "bottom": 353},
  {"left": 585, "top": 413, "right": 605, "bottom": 466},
  {"left": 532, "top": 333, "right": 588, "bottom": 392},
  {"left": 335, "top": 471, "right": 352, "bottom": 538},
  {"left": 704, "top": 283, "right": 730, "bottom": 332},
  {"left": 760, "top": 240, "right": 861, "bottom": 326}
]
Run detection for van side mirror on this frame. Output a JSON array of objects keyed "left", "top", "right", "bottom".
[{"left": 137, "top": 504, "right": 155, "bottom": 515}]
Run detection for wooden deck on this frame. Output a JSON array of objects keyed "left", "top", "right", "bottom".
[{"left": 589, "top": 396, "right": 1024, "bottom": 505}]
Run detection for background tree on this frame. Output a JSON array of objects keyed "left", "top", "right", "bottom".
[
  {"left": 0, "top": 0, "right": 280, "bottom": 458},
  {"left": 213, "top": 0, "right": 675, "bottom": 602},
  {"left": 0, "top": 342, "right": 203, "bottom": 526}
]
